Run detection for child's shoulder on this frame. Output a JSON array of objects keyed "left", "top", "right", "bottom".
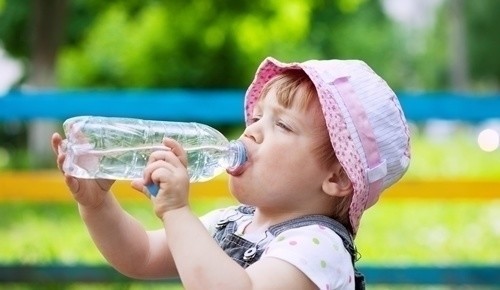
[
  {"left": 264, "top": 225, "right": 354, "bottom": 289},
  {"left": 200, "top": 205, "right": 247, "bottom": 233},
  {"left": 271, "top": 224, "right": 345, "bottom": 248}
]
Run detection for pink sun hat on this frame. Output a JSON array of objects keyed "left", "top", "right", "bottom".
[{"left": 244, "top": 57, "right": 411, "bottom": 235}]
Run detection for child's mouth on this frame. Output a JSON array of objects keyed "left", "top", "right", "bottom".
[{"left": 227, "top": 163, "right": 246, "bottom": 176}]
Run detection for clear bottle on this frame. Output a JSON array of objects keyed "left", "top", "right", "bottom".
[{"left": 60, "top": 116, "right": 246, "bottom": 195}]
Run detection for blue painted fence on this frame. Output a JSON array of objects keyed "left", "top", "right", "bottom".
[
  {"left": 0, "top": 264, "right": 499, "bottom": 286},
  {"left": 1, "top": 89, "right": 499, "bottom": 122}
]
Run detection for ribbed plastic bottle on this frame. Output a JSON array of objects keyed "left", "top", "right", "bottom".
[{"left": 60, "top": 116, "right": 246, "bottom": 195}]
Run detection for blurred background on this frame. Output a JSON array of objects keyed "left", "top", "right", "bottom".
[{"left": 0, "top": 0, "right": 499, "bottom": 289}]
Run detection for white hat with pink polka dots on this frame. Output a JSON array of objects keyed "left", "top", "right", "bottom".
[{"left": 244, "top": 57, "right": 411, "bottom": 234}]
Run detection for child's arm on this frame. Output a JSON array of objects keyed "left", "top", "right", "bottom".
[
  {"left": 51, "top": 132, "right": 178, "bottom": 279},
  {"left": 78, "top": 192, "right": 178, "bottom": 279}
]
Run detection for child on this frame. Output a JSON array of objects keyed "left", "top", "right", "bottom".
[{"left": 51, "top": 57, "right": 411, "bottom": 290}]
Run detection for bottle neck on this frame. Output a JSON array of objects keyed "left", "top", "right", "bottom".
[{"left": 227, "top": 140, "right": 247, "bottom": 170}]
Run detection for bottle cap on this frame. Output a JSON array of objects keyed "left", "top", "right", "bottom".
[{"left": 146, "top": 183, "right": 160, "bottom": 197}]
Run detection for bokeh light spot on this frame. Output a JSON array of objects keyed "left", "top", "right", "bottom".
[{"left": 477, "top": 129, "right": 499, "bottom": 152}]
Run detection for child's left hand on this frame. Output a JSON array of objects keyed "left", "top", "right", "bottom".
[{"left": 131, "top": 138, "right": 190, "bottom": 219}]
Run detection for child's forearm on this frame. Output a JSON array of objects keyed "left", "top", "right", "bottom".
[
  {"left": 78, "top": 192, "right": 176, "bottom": 278},
  {"left": 161, "top": 206, "right": 253, "bottom": 290}
]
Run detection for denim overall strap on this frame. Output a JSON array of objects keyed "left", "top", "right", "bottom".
[
  {"left": 268, "top": 215, "right": 356, "bottom": 257},
  {"left": 212, "top": 206, "right": 264, "bottom": 268}
]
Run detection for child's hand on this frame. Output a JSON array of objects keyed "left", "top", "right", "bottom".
[
  {"left": 133, "top": 138, "right": 190, "bottom": 219},
  {"left": 51, "top": 132, "right": 114, "bottom": 208}
]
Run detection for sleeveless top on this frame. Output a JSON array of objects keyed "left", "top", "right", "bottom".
[{"left": 201, "top": 205, "right": 365, "bottom": 290}]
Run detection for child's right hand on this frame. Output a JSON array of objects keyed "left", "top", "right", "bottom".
[{"left": 51, "top": 132, "right": 114, "bottom": 208}]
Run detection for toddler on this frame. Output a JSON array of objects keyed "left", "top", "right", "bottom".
[{"left": 51, "top": 57, "right": 411, "bottom": 290}]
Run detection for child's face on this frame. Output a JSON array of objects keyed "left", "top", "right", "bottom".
[{"left": 229, "top": 86, "right": 332, "bottom": 212}]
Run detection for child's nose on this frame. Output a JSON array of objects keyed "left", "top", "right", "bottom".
[{"left": 243, "top": 122, "right": 263, "bottom": 144}]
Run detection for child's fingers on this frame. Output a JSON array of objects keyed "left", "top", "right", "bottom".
[
  {"left": 131, "top": 179, "right": 153, "bottom": 198},
  {"left": 130, "top": 179, "right": 144, "bottom": 192},
  {"left": 51, "top": 133, "right": 69, "bottom": 174},
  {"left": 142, "top": 157, "right": 177, "bottom": 186},
  {"left": 51, "top": 133, "right": 62, "bottom": 155},
  {"left": 162, "top": 138, "right": 188, "bottom": 167}
]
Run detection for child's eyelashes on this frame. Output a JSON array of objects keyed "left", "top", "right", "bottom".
[
  {"left": 249, "top": 115, "right": 292, "bottom": 132},
  {"left": 249, "top": 117, "right": 260, "bottom": 124},
  {"left": 276, "top": 121, "right": 291, "bottom": 132}
]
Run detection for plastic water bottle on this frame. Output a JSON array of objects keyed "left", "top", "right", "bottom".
[{"left": 60, "top": 116, "right": 246, "bottom": 196}]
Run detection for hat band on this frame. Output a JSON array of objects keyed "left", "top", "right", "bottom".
[{"left": 333, "top": 76, "right": 385, "bottom": 208}]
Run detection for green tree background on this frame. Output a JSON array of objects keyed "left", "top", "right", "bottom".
[{"left": 0, "top": 0, "right": 498, "bottom": 91}]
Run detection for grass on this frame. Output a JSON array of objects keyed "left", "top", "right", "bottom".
[
  {"left": 0, "top": 198, "right": 234, "bottom": 264},
  {"left": 0, "top": 199, "right": 500, "bottom": 290},
  {"left": 406, "top": 127, "right": 500, "bottom": 180},
  {"left": 0, "top": 198, "right": 498, "bottom": 265},
  {"left": 0, "top": 198, "right": 498, "bottom": 289},
  {"left": 356, "top": 199, "right": 500, "bottom": 265}
]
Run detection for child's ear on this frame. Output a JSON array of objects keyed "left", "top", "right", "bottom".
[{"left": 322, "top": 166, "right": 352, "bottom": 197}]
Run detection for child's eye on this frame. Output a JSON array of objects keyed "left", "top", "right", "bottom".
[
  {"left": 276, "top": 121, "right": 291, "bottom": 131},
  {"left": 249, "top": 117, "right": 260, "bottom": 124}
]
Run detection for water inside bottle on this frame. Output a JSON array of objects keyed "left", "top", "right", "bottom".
[
  {"left": 64, "top": 142, "right": 235, "bottom": 182},
  {"left": 186, "top": 145, "right": 233, "bottom": 182}
]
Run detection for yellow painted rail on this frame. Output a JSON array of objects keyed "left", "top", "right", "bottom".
[{"left": 0, "top": 171, "right": 499, "bottom": 202}]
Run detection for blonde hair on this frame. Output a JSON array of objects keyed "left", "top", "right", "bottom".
[{"left": 258, "top": 69, "right": 353, "bottom": 232}]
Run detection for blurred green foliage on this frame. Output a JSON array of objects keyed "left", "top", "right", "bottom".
[
  {"left": 55, "top": 0, "right": 396, "bottom": 89},
  {"left": 466, "top": 0, "right": 500, "bottom": 85},
  {"left": 0, "top": 0, "right": 498, "bottom": 91}
]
